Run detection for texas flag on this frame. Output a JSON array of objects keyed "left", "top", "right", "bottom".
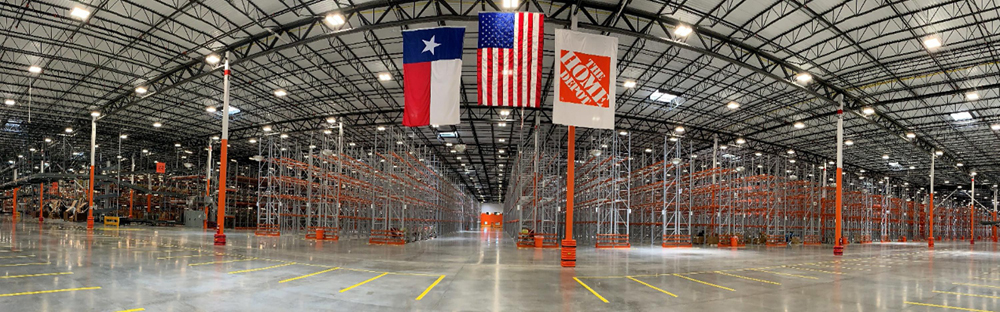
[{"left": 402, "top": 27, "right": 466, "bottom": 127}]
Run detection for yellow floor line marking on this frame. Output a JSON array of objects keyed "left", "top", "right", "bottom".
[
  {"left": 0, "top": 255, "right": 34, "bottom": 259},
  {"left": 714, "top": 271, "right": 781, "bottom": 285},
  {"left": 905, "top": 301, "right": 991, "bottom": 312},
  {"left": 279, "top": 267, "right": 340, "bottom": 283},
  {"left": 415, "top": 275, "right": 446, "bottom": 300},
  {"left": 0, "top": 272, "right": 73, "bottom": 279},
  {"left": 340, "top": 272, "right": 389, "bottom": 292},
  {"left": 0, "top": 286, "right": 101, "bottom": 297},
  {"left": 297, "top": 263, "right": 337, "bottom": 268},
  {"left": 934, "top": 290, "right": 1000, "bottom": 299},
  {"left": 228, "top": 262, "right": 296, "bottom": 274},
  {"left": 785, "top": 266, "right": 844, "bottom": 275},
  {"left": 573, "top": 276, "right": 628, "bottom": 279},
  {"left": 626, "top": 276, "right": 678, "bottom": 297},
  {"left": 952, "top": 282, "right": 1000, "bottom": 289},
  {"left": 0, "top": 262, "right": 49, "bottom": 267},
  {"left": 188, "top": 258, "right": 257, "bottom": 266},
  {"left": 156, "top": 254, "right": 215, "bottom": 260},
  {"left": 339, "top": 267, "right": 438, "bottom": 277},
  {"left": 672, "top": 274, "right": 735, "bottom": 291},
  {"left": 115, "top": 309, "right": 145, "bottom": 312},
  {"left": 573, "top": 277, "right": 609, "bottom": 303},
  {"left": 749, "top": 269, "right": 817, "bottom": 279}
]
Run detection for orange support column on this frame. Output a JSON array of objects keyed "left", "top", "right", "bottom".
[
  {"left": 561, "top": 126, "right": 576, "bottom": 268},
  {"left": 87, "top": 165, "right": 95, "bottom": 229},
  {"left": 12, "top": 187, "right": 18, "bottom": 223},
  {"left": 833, "top": 103, "right": 844, "bottom": 256},
  {"left": 929, "top": 151, "right": 936, "bottom": 248},
  {"left": 86, "top": 114, "right": 97, "bottom": 230},
  {"left": 970, "top": 175, "right": 975, "bottom": 245},
  {"left": 215, "top": 139, "right": 228, "bottom": 245},
  {"left": 214, "top": 53, "right": 232, "bottom": 246},
  {"left": 147, "top": 194, "right": 152, "bottom": 214},
  {"left": 38, "top": 183, "right": 44, "bottom": 223},
  {"left": 128, "top": 189, "right": 134, "bottom": 218}
]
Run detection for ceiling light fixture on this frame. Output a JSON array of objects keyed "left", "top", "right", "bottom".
[
  {"left": 793, "top": 121, "right": 806, "bottom": 129},
  {"left": 135, "top": 86, "right": 148, "bottom": 94},
  {"left": 377, "top": 126, "right": 386, "bottom": 131},
  {"left": 28, "top": 65, "right": 42, "bottom": 74},
  {"left": 934, "top": 150, "right": 943, "bottom": 156},
  {"left": 905, "top": 132, "right": 916, "bottom": 139},
  {"left": 795, "top": 72, "right": 812, "bottom": 84},
  {"left": 991, "top": 123, "right": 1000, "bottom": 131},
  {"left": 923, "top": 37, "right": 941, "bottom": 49},
  {"left": 673, "top": 24, "right": 693, "bottom": 37},
  {"left": 153, "top": 121, "right": 162, "bottom": 128},
  {"left": 262, "top": 125, "right": 272, "bottom": 132},
  {"left": 623, "top": 80, "right": 637, "bottom": 88},
  {"left": 882, "top": 154, "right": 890, "bottom": 160},
  {"left": 90, "top": 111, "right": 101, "bottom": 117},
  {"left": 844, "top": 139, "right": 854, "bottom": 146},
  {"left": 965, "top": 91, "right": 980, "bottom": 101},
  {"left": 205, "top": 54, "right": 221, "bottom": 65},
  {"left": 70, "top": 7, "right": 91, "bottom": 20},
  {"left": 65, "top": 127, "right": 73, "bottom": 133},
  {"left": 674, "top": 126, "right": 685, "bottom": 133},
  {"left": 273, "top": 89, "right": 288, "bottom": 97},
  {"left": 735, "top": 137, "right": 746, "bottom": 145},
  {"left": 249, "top": 138, "right": 257, "bottom": 143},
  {"left": 726, "top": 101, "right": 740, "bottom": 110},
  {"left": 326, "top": 116, "right": 336, "bottom": 124},
  {"left": 4, "top": 99, "right": 14, "bottom": 106},
  {"left": 205, "top": 106, "right": 217, "bottom": 113},
  {"left": 950, "top": 111, "right": 973, "bottom": 121},
  {"left": 378, "top": 72, "right": 392, "bottom": 81},
  {"left": 325, "top": 13, "right": 345, "bottom": 26},
  {"left": 861, "top": 106, "right": 875, "bottom": 115}
]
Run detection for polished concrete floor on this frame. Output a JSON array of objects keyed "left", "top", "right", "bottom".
[{"left": 0, "top": 218, "right": 999, "bottom": 312}]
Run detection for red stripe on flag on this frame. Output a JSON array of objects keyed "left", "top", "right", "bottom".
[
  {"left": 535, "top": 14, "right": 544, "bottom": 107},
  {"left": 525, "top": 14, "right": 533, "bottom": 108},
  {"left": 477, "top": 49, "right": 483, "bottom": 105},
  {"left": 487, "top": 48, "right": 494, "bottom": 106},
  {"left": 507, "top": 45, "right": 513, "bottom": 107},
  {"left": 402, "top": 62, "right": 431, "bottom": 127},
  {"left": 514, "top": 14, "right": 521, "bottom": 107}
]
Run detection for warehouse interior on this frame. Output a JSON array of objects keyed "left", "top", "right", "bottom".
[{"left": 2, "top": 0, "right": 1000, "bottom": 311}]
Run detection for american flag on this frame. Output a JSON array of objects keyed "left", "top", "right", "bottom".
[{"left": 477, "top": 12, "right": 544, "bottom": 107}]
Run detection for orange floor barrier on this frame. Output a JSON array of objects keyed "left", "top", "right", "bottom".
[
  {"left": 254, "top": 224, "right": 280, "bottom": 237},
  {"left": 595, "top": 234, "right": 630, "bottom": 248},
  {"left": 803, "top": 234, "right": 822, "bottom": 246},
  {"left": 369, "top": 229, "right": 405, "bottom": 245},
  {"left": 305, "top": 226, "right": 339, "bottom": 241},
  {"left": 765, "top": 235, "right": 786, "bottom": 247},
  {"left": 662, "top": 234, "right": 692, "bottom": 248}
]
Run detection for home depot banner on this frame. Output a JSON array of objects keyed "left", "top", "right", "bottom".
[{"left": 552, "top": 29, "right": 617, "bottom": 129}]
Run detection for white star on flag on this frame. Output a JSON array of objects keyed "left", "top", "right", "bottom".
[{"left": 422, "top": 36, "right": 441, "bottom": 55}]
